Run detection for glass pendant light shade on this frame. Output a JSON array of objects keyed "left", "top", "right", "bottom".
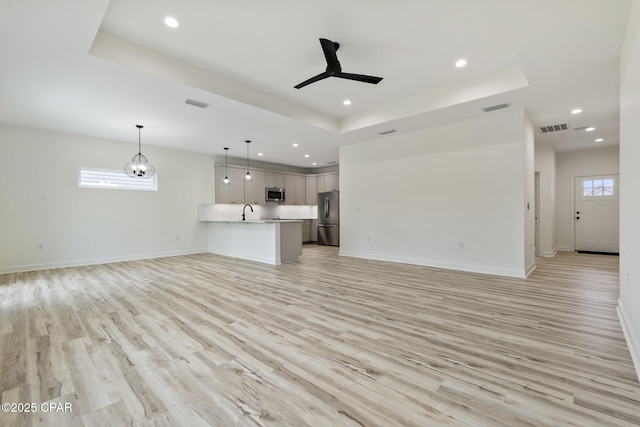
[
  {"left": 124, "top": 153, "right": 155, "bottom": 178},
  {"left": 124, "top": 125, "right": 156, "bottom": 178},
  {"left": 222, "top": 147, "right": 231, "bottom": 186},
  {"left": 244, "top": 140, "right": 253, "bottom": 183}
]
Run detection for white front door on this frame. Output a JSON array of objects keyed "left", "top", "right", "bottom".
[{"left": 574, "top": 175, "right": 619, "bottom": 253}]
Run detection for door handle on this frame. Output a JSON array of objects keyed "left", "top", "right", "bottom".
[{"left": 324, "top": 197, "right": 329, "bottom": 219}]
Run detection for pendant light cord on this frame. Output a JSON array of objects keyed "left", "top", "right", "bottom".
[
  {"left": 225, "top": 147, "right": 229, "bottom": 176},
  {"left": 137, "top": 124, "right": 143, "bottom": 156}
]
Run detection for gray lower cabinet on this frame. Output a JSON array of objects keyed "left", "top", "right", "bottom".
[{"left": 302, "top": 220, "right": 311, "bottom": 243}]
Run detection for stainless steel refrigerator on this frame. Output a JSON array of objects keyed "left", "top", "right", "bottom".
[{"left": 317, "top": 191, "right": 339, "bottom": 246}]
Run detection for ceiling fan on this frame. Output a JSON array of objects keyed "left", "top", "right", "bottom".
[{"left": 294, "top": 38, "right": 383, "bottom": 89}]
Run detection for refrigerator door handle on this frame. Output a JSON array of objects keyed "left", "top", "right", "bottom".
[{"left": 324, "top": 196, "right": 330, "bottom": 219}]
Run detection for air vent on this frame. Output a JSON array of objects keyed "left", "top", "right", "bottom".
[
  {"left": 482, "top": 102, "right": 511, "bottom": 112},
  {"left": 539, "top": 123, "right": 569, "bottom": 133},
  {"left": 185, "top": 98, "right": 209, "bottom": 109},
  {"left": 572, "top": 125, "right": 591, "bottom": 131},
  {"left": 378, "top": 129, "right": 396, "bottom": 135},
  {"left": 327, "top": 161, "right": 338, "bottom": 165}
]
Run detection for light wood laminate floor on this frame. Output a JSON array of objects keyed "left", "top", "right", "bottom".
[{"left": 1, "top": 246, "right": 639, "bottom": 426}]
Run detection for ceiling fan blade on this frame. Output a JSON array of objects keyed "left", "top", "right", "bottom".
[
  {"left": 334, "top": 72, "right": 383, "bottom": 85},
  {"left": 294, "top": 71, "right": 332, "bottom": 89},
  {"left": 294, "top": 38, "right": 383, "bottom": 89},
  {"left": 319, "top": 38, "right": 341, "bottom": 72}
]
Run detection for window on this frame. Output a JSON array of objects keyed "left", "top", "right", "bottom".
[
  {"left": 583, "top": 178, "right": 614, "bottom": 197},
  {"left": 78, "top": 167, "right": 157, "bottom": 191}
]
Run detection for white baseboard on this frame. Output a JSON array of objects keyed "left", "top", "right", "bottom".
[
  {"left": 338, "top": 250, "right": 528, "bottom": 278},
  {"left": 0, "top": 248, "right": 209, "bottom": 274},
  {"left": 617, "top": 299, "right": 640, "bottom": 382},
  {"left": 543, "top": 247, "right": 558, "bottom": 258},
  {"left": 525, "top": 260, "right": 537, "bottom": 277},
  {"left": 556, "top": 246, "right": 572, "bottom": 252}
]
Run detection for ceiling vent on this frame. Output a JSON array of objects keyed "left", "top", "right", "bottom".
[
  {"left": 482, "top": 103, "right": 511, "bottom": 112},
  {"left": 539, "top": 123, "right": 568, "bottom": 133},
  {"left": 327, "top": 161, "right": 338, "bottom": 165},
  {"left": 185, "top": 98, "right": 209, "bottom": 109},
  {"left": 378, "top": 129, "right": 396, "bottom": 135}
]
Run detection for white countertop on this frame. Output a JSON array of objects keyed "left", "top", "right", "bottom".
[
  {"left": 207, "top": 219, "right": 304, "bottom": 223},
  {"left": 198, "top": 203, "right": 316, "bottom": 222}
]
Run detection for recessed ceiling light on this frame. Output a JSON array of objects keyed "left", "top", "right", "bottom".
[
  {"left": 455, "top": 59, "right": 467, "bottom": 68},
  {"left": 164, "top": 16, "right": 179, "bottom": 28},
  {"left": 585, "top": 127, "right": 595, "bottom": 132},
  {"left": 292, "top": 143, "right": 299, "bottom": 147},
  {"left": 304, "top": 154, "right": 310, "bottom": 158},
  {"left": 595, "top": 138, "right": 604, "bottom": 142},
  {"left": 571, "top": 108, "right": 583, "bottom": 114},
  {"left": 312, "top": 162, "right": 317, "bottom": 166},
  {"left": 257, "top": 152, "right": 263, "bottom": 156},
  {"left": 343, "top": 99, "right": 351, "bottom": 106}
]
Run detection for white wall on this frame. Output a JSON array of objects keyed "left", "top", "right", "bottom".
[
  {"left": 0, "top": 124, "right": 214, "bottom": 273},
  {"left": 619, "top": 0, "right": 640, "bottom": 381},
  {"left": 340, "top": 109, "right": 531, "bottom": 278},
  {"left": 555, "top": 146, "right": 620, "bottom": 251},
  {"left": 535, "top": 142, "right": 557, "bottom": 257},
  {"left": 524, "top": 112, "right": 536, "bottom": 275}
]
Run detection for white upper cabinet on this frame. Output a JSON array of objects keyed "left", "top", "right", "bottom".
[
  {"left": 305, "top": 176, "right": 317, "bottom": 205},
  {"left": 245, "top": 170, "right": 265, "bottom": 205},
  {"left": 324, "top": 173, "right": 339, "bottom": 192},
  {"left": 217, "top": 164, "right": 337, "bottom": 205},
  {"left": 266, "top": 172, "right": 285, "bottom": 188},
  {"left": 316, "top": 173, "right": 339, "bottom": 193},
  {"left": 217, "top": 167, "right": 246, "bottom": 204},
  {"left": 284, "top": 174, "right": 306, "bottom": 205}
]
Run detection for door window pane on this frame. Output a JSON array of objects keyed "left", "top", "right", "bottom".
[
  {"left": 583, "top": 178, "right": 616, "bottom": 197},
  {"left": 593, "top": 180, "right": 603, "bottom": 196},
  {"left": 604, "top": 179, "right": 614, "bottom": 196}
]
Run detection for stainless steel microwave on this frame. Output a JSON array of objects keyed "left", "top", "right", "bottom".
[{"left": 265, "top": 187, "right": 285, "bottom": 203}]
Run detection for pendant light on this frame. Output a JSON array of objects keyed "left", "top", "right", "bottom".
[
  {"left": 222, "top": 147, "right": 231, "bottom": 186},
  {"left": 124, "top": 124, "right": 156, "bottom": 178},
  {"left": 244, "top": 140, "right": 252, "bottom": 183}
]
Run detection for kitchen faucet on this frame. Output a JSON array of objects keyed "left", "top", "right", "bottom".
[{"left": 241, "top": 204, "right": 253, "bottom": 221}]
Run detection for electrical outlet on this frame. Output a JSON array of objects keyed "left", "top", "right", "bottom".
[
  {"left": 366, "top": 236, "right": 371, "bottom": 243},
  {"left": 38, "top": 243, "right": 44, "bottom": 250},
  {"left": 176, "top": 235, "right": 181, "bottom": 241},
  {"left": 458, "top": 242, "right": 464, "bottom": 250}
]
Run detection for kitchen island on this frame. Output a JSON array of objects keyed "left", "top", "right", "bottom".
[{"left": 205, "top": 220, "right": 303, "bottom": 265}]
